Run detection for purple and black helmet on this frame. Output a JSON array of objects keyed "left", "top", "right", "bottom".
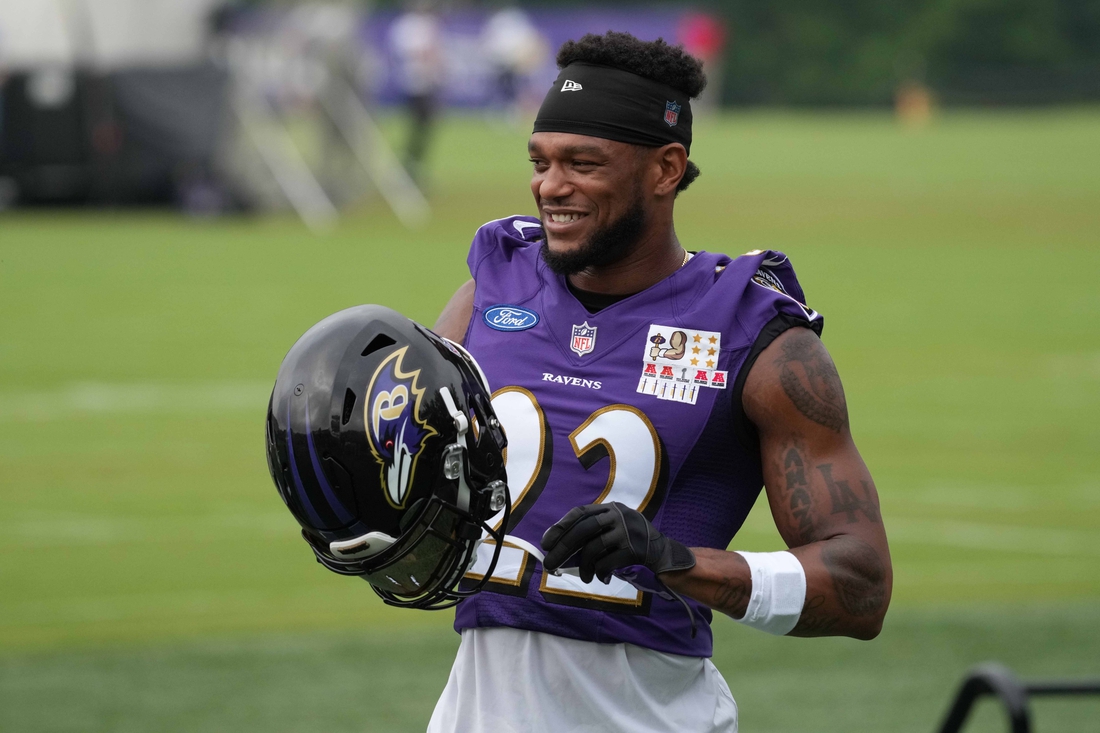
[{"left": 266, "top": 305, "right": 510, "bottom": 610}]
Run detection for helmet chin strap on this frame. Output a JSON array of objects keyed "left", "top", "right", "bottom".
[
  {"left": 439, "top": 384, "right": 565, "bottom": 579},
  {"left": 438, "top": 386, "right": 472, "bottom": 513},
  {"left": 439, "top": 384, "right": 511, "bottom": 577},
  {"left": 438, "top": 385, "right": 507, "bottom": 514},
  {"left": 498, "top": 535, "right": 579, "bottom": 578}
]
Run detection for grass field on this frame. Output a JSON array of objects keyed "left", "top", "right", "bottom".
[{"left": 1, "top": 109, "right": 1099, "bottom": 732}]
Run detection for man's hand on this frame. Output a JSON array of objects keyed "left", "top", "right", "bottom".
[{"left": 540, "top": 502, "right": 696, "bottom": 584}]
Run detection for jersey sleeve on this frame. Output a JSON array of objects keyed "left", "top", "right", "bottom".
[
  {"left": 463, "top": 215, "right": 545, "bottom": 345},
  {"left": 466, "top": 215, "right": 544, "bottom": 284},
  {"left": 726, "top": 250, "right": 824, "bottom": 448}
]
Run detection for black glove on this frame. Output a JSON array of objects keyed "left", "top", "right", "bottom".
[{"left": 540, "top": 502, "right": 696, "bottom": 584}]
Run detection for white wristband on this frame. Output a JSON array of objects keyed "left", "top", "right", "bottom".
[{"left": 733, "top": 550, "right": 807, "bottom": 636}]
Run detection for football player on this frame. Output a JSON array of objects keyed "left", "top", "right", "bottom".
[{"left": 429, "top": 31, "right": 892, "bottom": 732}]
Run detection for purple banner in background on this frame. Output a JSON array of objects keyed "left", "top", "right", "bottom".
[{"left": 362, "top": 8, "right": 724, "bottom": 108}]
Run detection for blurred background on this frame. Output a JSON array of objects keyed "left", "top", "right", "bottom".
[{"left": 1, "top": 1, "right": 1098, "bottom": 732}]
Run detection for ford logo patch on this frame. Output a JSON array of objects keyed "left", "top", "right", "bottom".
[{"left": 484, "top": 305, "right": 539, "bottom": 332}]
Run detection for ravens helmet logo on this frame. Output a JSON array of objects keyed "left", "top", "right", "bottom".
[{"left": 364, "top": 346, "right": 437, "bottom": 509}]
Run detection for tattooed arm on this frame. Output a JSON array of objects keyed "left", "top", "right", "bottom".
[{"left": 662, "top": 327, "right": 892, "bottom": 640}]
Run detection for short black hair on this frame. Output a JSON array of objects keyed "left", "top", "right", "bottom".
[{"left": 556, "top": 31, "right": 705, "bottom": 195}]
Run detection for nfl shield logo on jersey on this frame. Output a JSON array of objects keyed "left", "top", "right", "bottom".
[
  {"left": 664, "top": 101, "right": 681, "bottom": 127},
  {"left": 570, "top": 322, "right": 597, "bottom": 356}
]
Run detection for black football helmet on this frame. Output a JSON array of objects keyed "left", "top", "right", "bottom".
[{"left": 265, "top": 305, "right": 510, "bottom": 610}]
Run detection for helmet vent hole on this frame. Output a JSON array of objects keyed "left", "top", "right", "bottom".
[
  {"left": 341, "top": 388, "right": 357, "bottom": 425},
  {"left": 361, "top": 334, "right": 396, "bottom": 357}
]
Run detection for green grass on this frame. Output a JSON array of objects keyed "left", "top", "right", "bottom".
[
  {"left": 3, "top": 607, "right": 1100, "bottom": 733},
  {"left": 1, "top": 109, "right": 1099, "bottom": 731}
]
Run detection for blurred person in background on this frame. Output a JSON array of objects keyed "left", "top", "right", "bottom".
[
  {"left": 481, "top": 5, "right": 548, "bottom": 123},
  {"left": 677, "top": 12, "right": 726, "bottom": 112},
  {"left": 388, "top": 0, "right": 443, "bottom": 185}
]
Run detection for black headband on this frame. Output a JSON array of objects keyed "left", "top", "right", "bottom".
[{"left": 533, "top": 62, "right": 693, "bottom": 155}]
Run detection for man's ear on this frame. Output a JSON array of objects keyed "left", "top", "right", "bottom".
[{"left": 652, "top": 144, "right": 688, "bottom": 198}]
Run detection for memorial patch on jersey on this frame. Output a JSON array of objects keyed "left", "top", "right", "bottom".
[
  {"left": 483, "top": 305, "right": 539, "bottom": 332},
  {"left": 636, "top": 324, "right": 727, "bottom": 405}
]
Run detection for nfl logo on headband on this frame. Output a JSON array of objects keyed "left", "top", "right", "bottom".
[{"left": 664, "top": 101, "right": 681, "bottom": 127}]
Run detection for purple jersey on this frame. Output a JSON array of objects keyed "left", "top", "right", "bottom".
[{"left": 454, "top": 216, "right": 822, "bottom": 657}]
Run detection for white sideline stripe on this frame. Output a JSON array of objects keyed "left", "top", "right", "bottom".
[
  {"left": 888, "top": 518, "right": 1100, "bottom": 557},
  {"left": 0, "top": 513, "right": 293, "bottom": 549},
  {"left": 1044, "top": 352, "right": 1100, "bottom": 379},
  {"left": 0, "top": 588, "right": 309, "bottom": 626},
  {"left": 0, "top": 382, "right": 272, "bottom": 421}
]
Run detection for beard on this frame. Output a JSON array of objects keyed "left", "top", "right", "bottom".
[{"left": 539, "top": 195, "right": 648, "bottom": 276}]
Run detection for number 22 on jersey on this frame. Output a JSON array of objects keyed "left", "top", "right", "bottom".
[{"left": 465, "top": 387, "right": 668, "bottom": 609}]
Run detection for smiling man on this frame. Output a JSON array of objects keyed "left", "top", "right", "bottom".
[{"left": 430, "top": 31, "right": 891, "bottom": 733}]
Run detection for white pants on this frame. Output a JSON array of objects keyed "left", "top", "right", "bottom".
[{"left": 427, "top": 628, "right": 738, "bottom": 733}]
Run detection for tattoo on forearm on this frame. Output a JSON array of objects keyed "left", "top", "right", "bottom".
[
  {"left": 821, "top": 537, "right": 886, "bottom": 617},
  {"left": 713, "top": 577, "right": 750, "bottom": 618},
  {"left": 791, "top": 594, "right": 840, "bottom": 636},
  {"left": 817, "top": 464, "right": 881, "bottom": 524},
  {"left": 783, "top": 446, "right": 816, "bottom": 544},
  {"left": 776, "top": 330, "right": 848, "bottom": 432}
]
